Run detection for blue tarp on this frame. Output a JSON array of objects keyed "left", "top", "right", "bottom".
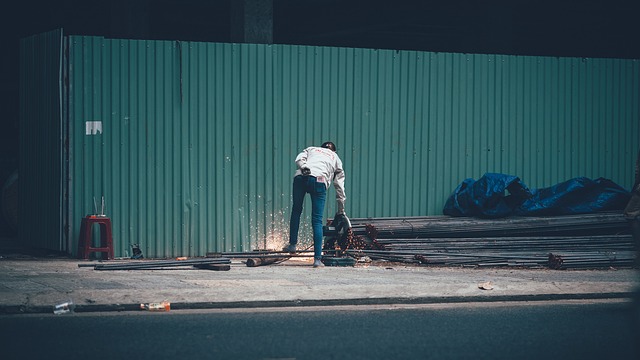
[{"left": 443, "top": 173, "right": 631, "bottom": 218}]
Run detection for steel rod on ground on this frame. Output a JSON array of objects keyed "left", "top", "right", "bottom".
[{"left": 93, "top": 258, "right": 231, "bottom": 271}]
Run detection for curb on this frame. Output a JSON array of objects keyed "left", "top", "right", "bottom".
[{"left": 1, "top": 292, "right": 637, "bottom": 315}]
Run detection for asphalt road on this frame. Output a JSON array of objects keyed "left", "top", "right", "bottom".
[{"left": 1, "top": 300, "right": 638, "bottom": 360}]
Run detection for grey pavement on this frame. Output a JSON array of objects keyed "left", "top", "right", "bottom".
[{"left": 1, "top": 251, "right": 639, "bottom": 314}]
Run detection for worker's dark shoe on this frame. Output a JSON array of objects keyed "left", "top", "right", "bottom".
[
  {"left": 313, "top": 258, "right": 325, "bottom": 268},
  {"left": 283, "top": 244, "right": 296, "bottom": 253}
]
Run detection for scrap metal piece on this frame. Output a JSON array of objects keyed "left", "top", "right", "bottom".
[{"left": 246, "top": 257, "right": 288, "bottom": 267}]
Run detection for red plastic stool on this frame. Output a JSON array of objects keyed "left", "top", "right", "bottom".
[{"left": 77, "top": 215, "right": 114, "bottom": 260}]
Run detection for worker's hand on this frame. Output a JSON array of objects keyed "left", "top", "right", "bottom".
[
  {"left": 334, "top": 213, "right": 351, "bottom": 233},
  {"left": 301, "top": 167, "right": 311, "bottom": 176}
]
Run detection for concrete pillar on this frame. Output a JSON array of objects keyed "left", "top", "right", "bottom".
[{"left": 230, "top": 0, "right": 273, "bottom": 44}]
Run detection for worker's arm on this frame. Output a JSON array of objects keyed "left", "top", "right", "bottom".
[
  {"left": 294, "top": 148, "right": 309, "bottom": 172},
  {"left": 333, "top": 160, "right": 346, "bottom": 215}
]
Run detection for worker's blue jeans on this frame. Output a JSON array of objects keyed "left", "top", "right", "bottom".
[{"left": 289, "top": 175, "right": 327, "bottom": 259}]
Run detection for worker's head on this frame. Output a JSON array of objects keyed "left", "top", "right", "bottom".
[{"left": 321, "top": 141, "right": 336, "bottom": 152}]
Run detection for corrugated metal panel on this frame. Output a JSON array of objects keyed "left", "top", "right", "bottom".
[
  {"left": 19, "top": 29, "right": 63, "bottom": 251},
  {"left": 65, "top": 36, "right": 640, "bottom": 258}
]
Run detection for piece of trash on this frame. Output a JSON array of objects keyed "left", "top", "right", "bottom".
[
  {"left": 131, "top": 244, "right": 144, "bottom": 259},
  {"left": 140, "top": 301, "right": 171, "bottom": 311},
  {"left": 53, "top": 301, "right": 76, "bottom": 315},
  {"left": 478, "top": 281, "right": 494, "bottom": 290},
  {"left": 176, "top": 257, "right": 188, "bottom": 261},
  {"left": 356, "top": 256, "right": 372, "bottom": 263}
]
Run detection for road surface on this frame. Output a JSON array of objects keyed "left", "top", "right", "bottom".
[{"left": 1, "top": 299, "right": 638, "bottom": 359}]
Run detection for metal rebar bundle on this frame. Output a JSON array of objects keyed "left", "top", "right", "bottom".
[
  {"left": 346, "top": 249, "right": 550, "bottom": 267},
  {"left": 548, "top": 251, "right": 637, "bottom": 269},
  {"left": 343, "top": 212, "right": 637, "bottom": 269},
  {"left": 378, "top": 235, "right": 635, "bottom": 252},
  {"left": 348, "top": 212, "right": 630, "bottom": 239}
]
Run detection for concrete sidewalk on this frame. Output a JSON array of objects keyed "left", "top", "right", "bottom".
[{"left": 1, "top": 254, "right": 638, "bottom": 314}]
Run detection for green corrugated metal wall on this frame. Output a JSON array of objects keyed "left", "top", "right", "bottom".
[
  {"left": 23, "top": 33, "right": 640, "bottom": 257},
  {"left": 19, "top": 29, "right": 64, "bottom": 251}
]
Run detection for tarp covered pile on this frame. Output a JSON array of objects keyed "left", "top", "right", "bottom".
[{"left": 443, "top": 173, "right": 630, "bottom": 218}]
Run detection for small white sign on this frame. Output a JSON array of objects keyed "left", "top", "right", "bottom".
[{"left": 86, "top": 121, "right": 103, "bottom": 135}]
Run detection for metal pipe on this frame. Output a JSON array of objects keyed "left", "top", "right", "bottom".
[
  {"left": 93, "top": 258, "right": 231, "bottom": 271},
  {"left": 246, "top": 257, "right": 289, "bottom": 267}
]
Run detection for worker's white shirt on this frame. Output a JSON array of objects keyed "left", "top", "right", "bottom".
[{"left": 294, "top": 146, "right": 346, "bottom": 214}]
